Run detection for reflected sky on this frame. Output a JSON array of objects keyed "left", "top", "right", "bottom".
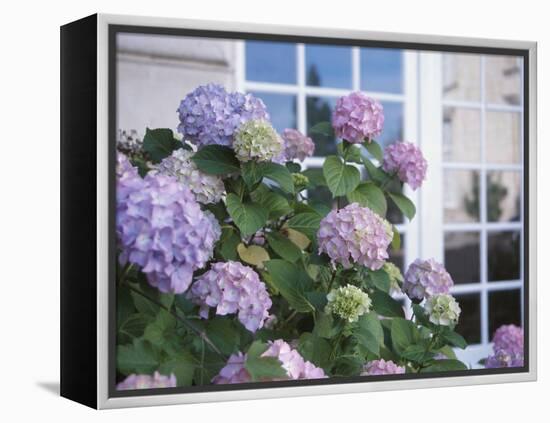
[
  {"left": 361, "top": 48, "right": 403, "bottom": 93},
  {"left": 305, "top": 45, "right": 352, "bottom": 88},
  {"left": 250, "top": 92, "right": 296, "bottom": 132},
  {"left": 246, "top": 41, "right": 296, "bottom": 84}
]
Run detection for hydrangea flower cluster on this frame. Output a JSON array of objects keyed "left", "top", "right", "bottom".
[
  {"left": 382, "top": 141, "right": 428, "bottom": 190},
  {"left": 177, "top": 84, "right": 269, "bottom": 148},
  {"left": 424, "top": 294, "right": 461, "bottom": 326},
  {"left": 278, "top": 128, "right": 315, "bottom": 162},
  {"left": 117, "top": 129, "right": 143, "bottom": 155},
  {"left": 233, "top": 119, "right": 283, "bottom": 162},
  {"left": 325, "top": 284, "right": 372, "bottom": 323},
  {"left": 485, "top": 325, "right": 524, "bottom": 368},
  {"left": 403, "top": 258, "right": 454, "bottom": 301},
  {"left": 151, "top": 148, "right": 225, "bottom": 204},
  {"left": 292, "top": 173, "right": 309, "bottom": 190},
  {"left": 332, "top": 92, "right": 384, "bottom": 143},
  {"left": 116, "top": 154, "right": 221, "bottom": 294},
  {"left": 187, "top": 261, "right": 272, "bottom": 332},
  {"left": 116, "top": 372, "right": 177, "bottom": 390},
  {"left": 361, "top": 359, "right": 406, "bottom": 376},
  {"left": 317, "top": 203, "right": 393, "bottom": 270},
  {"left": 384, "top": 262, "right": 404, "bottom": 295},
  {"left": 212, "top": 340, "right": 327, "bottom": 384}
]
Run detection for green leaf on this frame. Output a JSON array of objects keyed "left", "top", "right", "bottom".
[
  {"left": 286, "top": 213, "right": 321, "bottom": 239},
  {"left": 391, "top": 318, "right": 417, "bottom": 355},
  {"left": 302, "top": 168, "right": 327, "bottom": 187},
  {"left": 205, "top": 318, "right": 240, "bottom": 355},
  {"left": 251, "top": 185, "right": 291, "bottom": 220},
  {"left": 354, "top": 312, "right": 384, "bottom": 355},
  {"left": 371, "top": 290, "right": 405, "bottom": 318},
  {"left": 323, "top": 155, "right": 360, "bottom": 197},
  {"left": 218, "top": 227, "right": 240, "bottom": 261},
  {"left": 261, "top": 162, "right": 295, "bottom": 194},
  {"left": 286, "top": 162, "right": 302, "bottom": 173},
  {"left": 158, "top": 351, "right": 196, "bottom": 387},
  {"left": 118, "top": 314, "right": 150, "bottom": 341},
  {"left": 117, "top": 339, "right": 159, "bottom": 375},
  {"left": 241, "top": 161, "right": 264, "bottom": 188},
  {"left": 191, "top": 145, "right": 240, "bottom": 175},
  {"left": 264, "top": 260, "right": 314, "bottom": 313},
  {"left": 412, "top": 304, "right": 431, "bottom": 327},
  {"left": 363, "top": 140, "right": 384, "bottom": 162},
  {"left": 362, "top": 157, "right": 390, "bottom": 184},
  {"left": 437, "top": 345, "right": 457, "bottom": 360},
  {"left": 237, "top": 243, "right": 270, "bottom": 268},
  {"left": 313, "top": 312, "right": 338, "bottom": 339},
  {"left": 143, "top": 128, "right": 182, "bottom": 163},
  {"left": 226, "top": 193, "right": 268, "bottom": 236},
  {"left": 266, "top": 232, "right": 302, "bottom": 263},
  {"left": 420, "top": 359, "right": 468, "bottom": 373},
  {"left": 441, "top": 329, "right": 468, "bottom": 349},
  {"left": 369, "top": 268, "right": 391, "bottom": 293},
  {"left": 391, "top": 226, "right": 401, "bottom": 251},
  {"left": 347, "top": 182, "right": 387, "bottom": 216},
  {"left": 401, "top": 344, "right": 431, "bottom": 363},
  {"left": 309, "top": 121, "right": 335, "bottom": 138},
  {"left": 143, "top": 309, "right": 176, "bottom": 346},
  {"left": 297, "top": 333, "right": 331, "bottom": 369},
  {"left": 245, "top": 341, "right": 287, "bottom": 381},
  {"left": 387, "top": 192, "right": 416, "bottom": 220},
  {"left": 337, "top": 142, "right": 363, "bottom": 163}
]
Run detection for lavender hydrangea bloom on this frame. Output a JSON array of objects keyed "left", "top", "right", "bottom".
[
  {"left": 361, "top": 359, "right": 406, "bottom": 376},
  {"left": 212, "top": 340, "right": 327, "bottom": 384},
  {"left": 278, "top": 128, "right": 315, "bottom": 162},
  {"left": 403, "top": 258, "right": 454, "bottom": 301},
  {"left": 485, "top": 325, "right": 524, "bottom": 368},
  {"left": 116, "top": 372, "right": 177, "bottom": 390},
  {"left": 383, "top": 142, "right": 428, "bottom": 190},
  {"left": 188, "top": 261, "right": 272, "bottom": 332},
  {"left": 177, "top": 84, "right": 269, "bottom": 148},
  {"left": 317, "top": 203, "right": 393, "bottom": 270},
  {"left": 332, "top": 92, "right": 384, "bottom": 143},
  {"left": 116, "top": 155, "right": 221, "bottom": 294},
  {"left": 151, "top": 148, "right": 225, "bottom": 204},
  {"left": 233, "top": 119, "right": 283, "bottom": 162}
]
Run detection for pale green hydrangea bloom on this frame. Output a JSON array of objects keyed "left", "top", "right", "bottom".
[
  {"left": 233, "top": 119, "right": 283, "bottom": 162},
  {"left": 425, "top": 293, "right": 461, "bottom": 326},
  {"left": 325, "top": 284, "right": 372, "bottom": 323},
  {"left": 383, "top": 262, "right": 404, "bottom": 295},
  {"left": 292, "top": 173, "right": 309, "bottom": 190}
]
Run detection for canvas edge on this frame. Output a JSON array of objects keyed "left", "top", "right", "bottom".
[{"left": 95, "top": 13, "right": 538, "bottom": 409}]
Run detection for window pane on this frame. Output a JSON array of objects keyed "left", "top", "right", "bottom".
[
  {"left": 377, "top": 102, "right": 403, "bottom": 148},
  {"left": 245, "top": 41, "right": 296, "bottom": 84},
  {"left": 443, "top": 107, "right": 481, "bottom": 162},
  {"left": 443, "top": 170, "right": 480, "bottom": 223},
  {"left": 488, "top": 231, "right": 521, "bottom": 282},
  {"left": 486, "top": 111, "right": 521, "bottom": 164},
  {"left": 250, "top": 92, "right": 296, "bottom": 133},
  {"left": 305, "top": 45, "right": 352, "bottom": 89},
  {"left": 488, "top": 289, "right": 522, "bottom": 336},
  {"left": 485, "top": 56, "right": 522, "bottom": 106},
  {"left": 360, "top": 48, "right": 403, "bottom": 93},
  {"left": 487, "top": 171, "right": 521, "bottom": 223},
  {"left": 444, "top": 231, "right": 480, "bottom": 284},
  {"left": 389, "top": 233, "right": 405, "bottom": 272},
  {"left": 453, "top": 293, "right": 481, "bottom": 344},
  {"left": 442, "top": 53, "right": 481, "bottom": 102},
  {"left": 307, "top": 96, "right": 337, "bottom": 156}
]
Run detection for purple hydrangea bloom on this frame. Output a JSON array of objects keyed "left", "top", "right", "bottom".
[
  {"left": 332, "top": 92, "right": 384, "bottom": 143},
  {"left": 116, "top": 372, "right": 177, "bottom": 390},
  {"left": 116, "top": 154, "right": 221, "bottom": 294},
  {"left": 485, "top": 349, "right": 524, "bottom": 369},
  {"left": 177, "top": 84, "right": 269, "bottom": 148},
  {"left": 212, "top": 340, "right": 327, "bottom": 384},
  {"left": 403, "top": 258, "right": 454, "bottom": 301},
  {"left": 278, "top": 128, "right": 315, "bottom": 162},
  {"left": 361, "top": 359, "right": 405, "bottom": 376},
  {"left": 382, "top": 142, "right": 428, "bottom": 190},
  {"left": 188, "top": 261, "right": 272, "bottom": 332},
  {"left": 317, "top": 203, "right": 393, "bottom": 270},
  {"left": 492, "top": 324, "right": 524, "bottom": 355}
]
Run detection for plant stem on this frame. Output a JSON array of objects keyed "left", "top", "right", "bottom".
[
  {"left": 123, "top": 282, "right": 226, "bottom": 359},
  {"left": 282, "top": 310, "right": 298, "bottom": 326},
  {"left": 327, "top": 268, "right": 338, "bottom": 293}
]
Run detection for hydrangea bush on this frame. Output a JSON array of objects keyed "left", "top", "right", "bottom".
[{"left": 115, "top": 86, "right": 523, "bottom": 390}]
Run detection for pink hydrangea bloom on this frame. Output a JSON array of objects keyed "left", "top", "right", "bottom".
[
  {"left": 278, "top": 128, "right": 315, "bottom": 162},
  {"left": 382, "top": 141, "right": 427, "bottom": 190},
  {"left": 317, "top": 203, "right": 393, "bottom": 270},
  {"left": 403, "top": 258, "right": 454, "bottom": 301},
  {"left": 116, "top": 372, "right": 177, "bottom": 390},
  {"left": 485, "top": 324, "right": 524, "bottom": 369},
  {"left": 332, "top": 92, "right": 384, "bottom": 143},
  {"left": 361, "top": 359, "right": 405, "bottom": 376},
  {"left": 187, "top": 261, "right": 272, "bottom": 332},
  {"left": 212, "top": 340, "right": 327, "bottom": 384}
]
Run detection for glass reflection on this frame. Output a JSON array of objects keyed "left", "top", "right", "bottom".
[
  {"left": 486, "top": 171, "right": 521, "bottom": 223},
  {"left": 489, "top": 289, "right": 521, "bottom": 336},
  {"left": 486, "top": 111, "right": 521, "bottom": 164},
  {"left": 443, "top": 170, "right": 480, "bottom": 223},
  {"left": 488, "top": 231, "right": 521, "bottom": 282},
  {"left": 377, "top": 102, "right": 403, "bottom": 148},
  {"left": 306, "top": 96, "right": 337, "bottom": 156},
  {"left": 485, "top": 56, "right": 522, "bottom": 106},
  {"left": 245, "top": 41, "right": 296, "bottom": 84},
  {"left": 444, "top": 231, "right": 480, "bottom": 284},
  {"left": 453, "top": 293, "right": 481, "bottom": 344},
  {"left": 360, "top": 48, "right": 403, "bottom": 93},
  {"left": 250, "top": 92, "right": 296, "bottom": 133},
  {"left": 442, "top": 53, "right": 481, "bottom": 102},
  {"left": 443, "top": 107, "right": 481, "bottom": 162},
  {"left": 305, "top": 45, "right": 352, "bottom": 89}
]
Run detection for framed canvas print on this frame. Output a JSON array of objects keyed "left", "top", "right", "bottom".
[{"left": 60, "top": 13, "right": 537, "bottom": 409}]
